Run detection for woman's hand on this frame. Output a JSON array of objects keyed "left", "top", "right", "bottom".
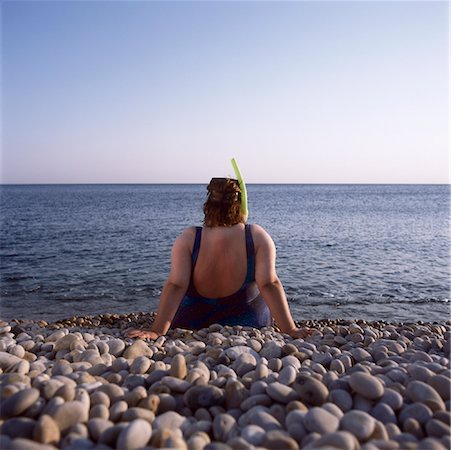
[
  {"left": 125, "top": 329, "right": 160, "bottom": 340},
  {"left": 287, "top": 327, "right": 313, "bottom": 339}
]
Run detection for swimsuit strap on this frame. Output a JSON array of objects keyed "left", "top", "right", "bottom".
[
  {"left": 191, "top": 225, "right": 254, "bottom": 282},
  {"left": 191, "top": 226, "right": 202, "bottom": 265},
  {"left": 245, "top": 224, "right": 255, "bottom": 282}
]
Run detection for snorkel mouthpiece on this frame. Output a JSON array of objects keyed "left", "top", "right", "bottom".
[{"left": 231, "top": 158, "right": 248, "bottom": 218}]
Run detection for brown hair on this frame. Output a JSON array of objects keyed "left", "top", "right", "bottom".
[{"left": 203, "top": 178, "right": 245, "bottom": 227}]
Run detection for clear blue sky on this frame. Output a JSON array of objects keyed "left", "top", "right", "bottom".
[{"left": 2, "top": 0, "right": 449, "bottom": 184}]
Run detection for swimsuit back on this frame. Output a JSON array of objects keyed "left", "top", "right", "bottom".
[{"left": 171, "top": 224, "right": 271, "bottom": 329}]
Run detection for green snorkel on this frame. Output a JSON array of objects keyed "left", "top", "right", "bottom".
[{"left": 231, "top": 158, "right": 248, "bottom": 221}]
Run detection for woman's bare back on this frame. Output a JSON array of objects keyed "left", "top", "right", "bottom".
[{"left": 193, "top": 223, "right": 248, "bottom": 298}]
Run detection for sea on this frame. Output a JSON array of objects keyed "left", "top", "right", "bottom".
[{"left": 0, "top": 184, "right": 449, "bottom": 323}]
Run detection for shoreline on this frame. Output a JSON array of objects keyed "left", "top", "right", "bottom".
[{"left": 0, "top": 313, "right": 450, "bottom": 449}]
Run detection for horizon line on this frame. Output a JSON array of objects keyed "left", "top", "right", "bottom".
[{"left": 1, "top": 182, "right": 449, "bottom": 186}]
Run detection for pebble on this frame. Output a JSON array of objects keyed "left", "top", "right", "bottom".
[
  {"left": 428, "top": 374, "right": 451, "bottom": 401},
  {"left": 0, "top": 316, "right": 449, "bottom": 450},
  {"left": 170, "top": 353, "right": 187, "bottom": 379},
  {"left": 240, "top": 425, "right": 266, "bottom": 446},
  {"left": 340, "top": 410, "right": 376, "bottom": 441},
  {"left": 153, "top": 411, "right": 187, "bottom": 431},
  {"left": 51, "top": 401, "right": 89, "bottom": 433},
  {"left": 304, "top": 407, "right": 340, "bottom": 434},
  {"left": 213, "top": 413, "right": 238, "bottom": 441},
  {"left": 304, "top": 431, "right": 359, "bottom": 450},
  {"left": 87, "top": 418, "right": 114, "bottom": 442},
  {"left": 329, "top": 389, "right": 353, "bottom": 412},
  {"left": 406, "top": 380, "right": 446, "bottom": 412},
  {"left": 262, "top": 429, "right": 299, "bottom": 449},
  {"left": 184, "top": 385, "right": 224, "bottom": 409},
  {"left": 116, "top": 419, "right": 152, "bottom": 450},
  {"left": 0, "top": 351, "right": 23, "bottom": 370},
  {"left": 294, "top": 375, "right": 329, "bottom": 406},
  {"left": 266, "top": 382, "right": 298, "bottom": 403},
  {"left": 278, "top": 365, "right": 297, "bottom": 385},
  {"left": 348, "top": 372, "right": 384, "bottom": 400},
  {"left": 123, "top": 340, "right": 153, "bottom": 359},
  {"left": 0, "top": 387, "right": 40, "bottom": 418},
  {"left": 32, "top": 414, "right": 60, "bottom": 445},
  {"left": 129, "top": 356, "right": 151, "bottom": 374}
]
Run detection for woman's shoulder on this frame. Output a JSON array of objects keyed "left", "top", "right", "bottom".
[
  {"left": 249, "top": 223, "right": 274, "bottom": 244},
  {"left": 173, "top": 227, "right": 197, "bottom": 248}
]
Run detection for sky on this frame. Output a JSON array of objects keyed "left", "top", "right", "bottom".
[{"left": 1, "top": 0, "right": 449, "bottom": 184}]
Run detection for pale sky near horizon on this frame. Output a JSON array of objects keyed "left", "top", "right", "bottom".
[{"left": 1, "top": 0, "right": 449, "bottom": 184}]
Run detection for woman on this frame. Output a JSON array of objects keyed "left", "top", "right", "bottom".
[{"left": 126, "top": 177, "right": 310, "bottom": 339}]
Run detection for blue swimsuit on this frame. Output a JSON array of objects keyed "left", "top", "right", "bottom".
[{"left": 171, "top": 224, "right": 272, "bottom": 329}]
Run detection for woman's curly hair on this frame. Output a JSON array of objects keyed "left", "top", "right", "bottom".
[{"left": 203, "top": 178, "right": 245, "bottom": 227}]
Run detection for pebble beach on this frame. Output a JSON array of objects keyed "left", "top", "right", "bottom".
[{"left": 0, "top": 313, "right": 450, "bottom": 450}]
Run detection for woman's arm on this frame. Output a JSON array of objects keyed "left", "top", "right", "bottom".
[
  {"left": 126, "top": 228, "right": 194, "bottom": 339},
  {"left": 253, "top": 225, "right": 312, "bottom": 338}
]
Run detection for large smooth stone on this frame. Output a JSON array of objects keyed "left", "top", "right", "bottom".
[
  {"left": 262, "top": 430, "right": 299, "bottom": 449},
  {"left": 266, "top": 382, "right": 298, "bottom": 404},
  {"left": 240, "top": 425, "right": 266, "bottom": 446},
  {"left": 54, "top": 334, "right": 81, "bottom": 352},
  {"left": 116, "top": 419, "right": 152, "bottom": 450},
  {"left": 97, "top": 384, "right": 125, "bottom": 403},
  {"left": 278, "top": 365, "right": 297, "bottom": 385},
  {"left": 184, "top": 385, "right": 224, "bottom": 409},
  {"left": 122, "top": 407, "right": 155, "bottom": 423},
  {"left": 379, "top": 388, "right": 404, "bottom": 411},
  {"left": 340, "top": 410, "right": 376, "bottom": 441},
  {"left": 107, "top": 339, "right": 126, "bottom": 357},
  {"left": 7, "top": 438, "right": 57, "bottom": 450},
  {"left": 304, "top": 407, "right": 339, "bottom": 434},
  {"left": 425, "top": 419, "right": 451, "bottom": 438},
  {"left": 399, "top": 402, "right": 433, "bottom": 426},
  {"left": 87, "top": 418, "right": 114, "bottom": 442},
  {"left": 224, "top": 346, "right": 259, "bottom": 360},
  {"left": 329, "top": 389, "right": 353, "bottom": 412},
  {"left": 0, "top": 352, "right": 22, "bottom": 371},
  {"left": 123, "top": 340, "right": 154, "bottom": 359},
  {"left": 225, "top": 380, "right": 249, "bottom": 409},
  {"left": 161, "top": 376, "right": 191, "bottom": 393},
  {"left": 1, "top": 417, "right": 36, "bottom": 439},
  {"left": 371, "top": 403, "right": 397, "bottom": 424},
  {"left": 294, "top": 376, "right": 329, "bottom": 406},
  {"left": 0, "top": 388, "right": 40, "bottom": 419},
  {"left": 129, "top": 356, "right": 151, "bottom": 375},
  {"left": 348, "top": 372, "right": 384, "bottom": 400},
  {"left": 406, "top": 381, "right": 446, "bottom": 412},
  {"left": 33, "top": 414, "right": 60, "bottom": 445},
  {"left": 153, "top": 411, "right": 188, "bottom": 431},
  {"left": 428, "top": 375, "right": 451, "bottom": 401},
  {"left": 306, "top": 431, "right": 359, "bottom": 450},
  {"left": 248, "top": 409, "right": 282, "bottom": 431},
  {"left": 213, "top": 413, "right": 238, "bottom": 441},
  {"left": 260, "top": 342, "right": 283, "bottom": 359},
  {"left": 170, "top": 354, "right": 187, "bottom": 379},
  {"left": 51, "top": 401, "right": 89, "bottom": 433}
]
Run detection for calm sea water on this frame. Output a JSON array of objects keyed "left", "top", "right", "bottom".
[{"left": 0, "top": 184, "right": 449, "bottom": 323}]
